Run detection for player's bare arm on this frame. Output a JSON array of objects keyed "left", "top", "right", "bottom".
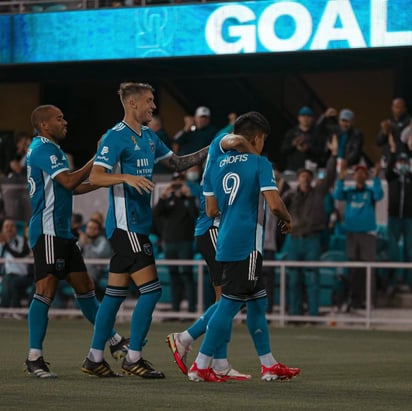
[
  {"left": 205, "top": 195, "right": 220, "bottom": 218},
  {"left": 221, "top": 133, "right": 259, "bottom": 155},
  {"left": 161, "top": 146, "right": 209, "bottom": 171},
  {"left": 54, "top": 158, "right": 94, "bottom": 191},
  {"left": 89, "top": 164, "right": 154, "bottom": 195},
  {"left": 263, "top": 190, "right": 292, "bottom": 234},
  {"left": 73, "top": 182, "right": 101, "bottom": 195}
]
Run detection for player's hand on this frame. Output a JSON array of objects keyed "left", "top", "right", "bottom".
[
  {"left": 278, "top": 219, "right": 292, "bottom": 234},
  {"left": 124, "top": 175, "right": 155, "bottom": 195}
]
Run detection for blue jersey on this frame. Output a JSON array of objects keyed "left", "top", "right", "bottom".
[
  {"left": 94, "top": 121, "right": 172, "bottom": 238},
  {"left": 26, "top": 137, "right": 73, "bottom": 248},
  {"left": 204, "top": 151, "right": 277, "bottom": 261},
  {"left": 194, "top": 133, "right": 226, "bottom": 237}
]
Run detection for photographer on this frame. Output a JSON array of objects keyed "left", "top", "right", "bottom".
[{"left": 153, "top": 172, "right": 199, "bottom": 313}]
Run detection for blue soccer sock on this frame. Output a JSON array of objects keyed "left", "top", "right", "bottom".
[
  {"left": 28, "top": 294, "right": 52, "bottom": 351},
  {"left": 91, "top": 286, "right": 128, "bottom": 351},
  {"left": 75, "top": 290, "right": 116, "bottom": 339},
  {"left": 199, "top": 297, "right": 242, "bottom": 357},
  {"left": 129, "top": 280, "right": 161, "bottom": 353},
  {"left": 187, "top": 301, "right": 218, "bottom": 340},
  {"left": 246, "top": 297, "right": 271, "bottom": 356}
]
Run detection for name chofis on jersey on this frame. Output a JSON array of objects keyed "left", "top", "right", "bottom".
[{"left": 219, "top": 153, "right": 248, "bottom": 167}]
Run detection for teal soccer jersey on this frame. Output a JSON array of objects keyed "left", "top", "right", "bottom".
[
  {"left": 194, "top": 133, "right": 226, "bottom": 237},
  {"left": 203, "top": 151, "right": 277, "bottom": 261},
  {"left": 94, "top": 121, "right": 172, "bottom": 238},
  {"left": 26, "top": 137, "right": 73, "bottom": 248}
]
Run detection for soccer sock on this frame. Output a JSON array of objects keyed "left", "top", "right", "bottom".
[
  {"left": 178, "top": 331, "right": 194, "bottom": 347},
  {"left": 128, "top": 280, "right": 161, "bottom": 355},
  {"left": 211, "top": 358, "right": 230, "bottom": 371},
  {"left": 187, "top": 302, "right": 218, "bottom": 340},
  {"left": 194, "top": 352, "right": 213, "bottom": 370},
  {"left": 199, "top": 297, "right": 242, "bottom": 357},
  {"left": 259, "top": 353, "right": 276, "bottom": 368},
  {"left": 75, "top": 290, "right": 117, "bottom": 341},
  {"left": 90, "top": 286, "right": 128, "bottom": 352},
  {"left": 246, "top": 297, "right": 275, "bottom": 362},
  {"left": 28, "top": 294, "right": 51, "bottom": 354}
]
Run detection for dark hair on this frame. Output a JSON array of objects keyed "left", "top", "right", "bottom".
[
  {"left": 118, "top": 82, "right": 155, "bottom": 104},
  {"left": 233, "top": 111, "right": 270, "bottom": 140}
]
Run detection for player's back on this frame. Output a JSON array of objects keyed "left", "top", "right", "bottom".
[{"left": 208, "top": 151, "right": 274, "bottom": 261}]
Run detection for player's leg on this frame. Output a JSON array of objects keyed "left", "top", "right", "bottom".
[
  {"left": 25, "top": 273, "right": 59, "bottom": 378},
  {"left": 81, "top": 269, "right": 129, "bottom": 377}
]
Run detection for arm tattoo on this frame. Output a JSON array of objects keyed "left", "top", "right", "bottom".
[{"left": 165, "top": 146, "right": 209, "bottom": 172}]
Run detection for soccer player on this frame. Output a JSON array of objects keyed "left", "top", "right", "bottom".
[
  {"left": 187, "top": 111, "right": 301, "bottom": 382},
  {"left": 81, "top": 82, "right": 209, "bottom": 378},
  {"left": 166, "top": 132, "right": 259, "bottom": 380},
  {"left": 24, "top": 105, "right": 128, "bottom": 379}
]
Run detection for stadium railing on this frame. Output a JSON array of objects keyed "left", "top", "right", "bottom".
[{"left": 1, "top": 257, "right": 412, "bottom": 328}]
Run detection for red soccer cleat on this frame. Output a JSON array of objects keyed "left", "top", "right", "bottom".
[
  {"left": 188, "top": 362, "right": 226, "bottom": 383},
  {"left": 261, "top": 362, "right": 300, "bottom": 381}
]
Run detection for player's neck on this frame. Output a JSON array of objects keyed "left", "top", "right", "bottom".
[{"left": 123, "top": 117, "right": 142, "bottom": 136}]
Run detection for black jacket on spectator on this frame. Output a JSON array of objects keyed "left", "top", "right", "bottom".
[
  {"left": 385, "top": 152, "right": 412, "bottom": 219},
  {"left": 336, "top": 127, "right": 364, "bottom": 167}
]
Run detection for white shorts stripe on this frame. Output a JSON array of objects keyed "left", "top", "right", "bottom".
[
  {"left": 127, "top": 231, "right": 142, "bottom": 253},
  {"left": 209, "top": 228, "right": 218, "bottom": 251}
]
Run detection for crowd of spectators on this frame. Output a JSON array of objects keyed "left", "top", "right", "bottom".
[{"left": 1, "top": 97, "right": 412, "bottom": 319}]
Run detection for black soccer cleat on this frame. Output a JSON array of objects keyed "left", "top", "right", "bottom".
[
  {"left": 121, "top": 357, "right": 165, "bottom": 379},
  {"left": 24, "top": 357, "right": 57, "bottom": 379},
  {"left": 81, "top": 357, "right": 121, "bottom": 377},
  {"left": 110, "top": 337, "right": 130, "bottom": 360}
]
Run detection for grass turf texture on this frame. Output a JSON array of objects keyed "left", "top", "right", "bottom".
[{"left": 0, "top": 319, "right": 411, "bottom": 411}]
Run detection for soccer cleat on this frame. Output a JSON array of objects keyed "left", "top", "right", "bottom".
[
  {"left": 213, "top": 365, "right": 252, "bottom": 381},
  {"left": 24, "top": 357, "right": 57, "bottom": 379},
  {"left": 121, "top": 357, "right": 165, "bottom": 379},
  {"left": 165, "top": 333, "right": 191, "bottom": 375},
  {"left": 188, "top": 362, "right": 225, "bottom": 383},
  {"left": 110, "top": 337, "right": 130, "bottom": 360},
  {"left": 261, "top": 362, "right": 301, "bottom": 382},
  {"left": 81, "top": 357, "right": 121, "bottom": 377}
]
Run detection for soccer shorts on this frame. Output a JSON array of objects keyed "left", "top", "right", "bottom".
[
  {"left": 221, "top": 251, "right": 266, "bottom": 301},
  {"left": 32, "top": 235, "right": 87, "bottom": 281},
  {"left": 195, "top": 227, "right": 223, "bottom": 286},
  {"left": 109, "top": 229, "right": 155, "bottom": 274}
]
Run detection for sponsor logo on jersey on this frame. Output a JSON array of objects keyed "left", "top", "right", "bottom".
[
  {"left": 50, "top": 155, "right": 58, "bottom": 165},
  {"left": 101, "top": 146, "right": 109, "bottom": 155},
  {"left": 137, "top": 158, "right": 149, "bottom": 168}
]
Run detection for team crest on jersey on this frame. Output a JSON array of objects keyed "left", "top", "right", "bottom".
[
  {"left": 131, "top": 135, "right": 140, "bottom": 151},
  {"left": 149, "top": 139, "right": 155, "bottom": 154},
  {"left": 49, "top": 155, "right": 58, "bottom": 165},
  {"left": 55, "top": 259, "right": 65, "bottom": 271},
  {"left": 143, "top": 243, "right": 153, "bottom": 256}
]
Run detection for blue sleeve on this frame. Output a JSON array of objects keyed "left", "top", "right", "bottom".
[
  {"left": 259, "top": 157, "right": 278, "bottom": 191},
  {"left": 333, "top": 179, "right": 346, "bottom": 200},
  {"left": 372, "top": 177, "right": 384, "bottom": 201},
  {"left": 32, "top": 143, "right": 69, "bottom": 179},
  {"left": 94, "top": 130, "right": 122, "bottom": 170}
]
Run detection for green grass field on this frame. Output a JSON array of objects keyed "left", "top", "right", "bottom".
[{"left": 1, "top": 319, "right": 411, "bottom": 411}]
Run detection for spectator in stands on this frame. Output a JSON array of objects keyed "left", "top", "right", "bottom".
[
  {"left": 333, "top": 163, "right": 384, "bottom": 310},
  {"left": 376, "top": 97, "right": 411, "bottom": 164},
  {"left": 185, "top": 164, "right": 202, "bottom": 204},
  {"left": 280, "top": 106, "right": 323, "bottom": 173},
  {"left": 153, "top": 172, "right": 198, "bottom": 313},
  {"left": 8, "top": 131, "right": 32, "bottom": 179},
  {"left": 384, "top": 134, "right": 412, "bottom": 293},
  {"left": 0, "top": 218, "right": 32, "bottom": 308},
  {"left": 89, "top": 211, "right": 105, "bottom": 235},
  {"left": 282, "top": 136, "right": 338, "bottom": 317},
  {"left": 262, "top": 164, "right": 290, "bottom": 314},
  {"left": 216, "top": 112, "right": 237, "bottom": 136},
  {"left": 78, "top": 218, "right": 112, "bottom": 300},
  {"left": 400, "top": 119, "right": 412, "bottom": 155},
  {"left": 315, "top": 107, "right": 339, "bottom": 167},
  {"left": 334, "top": 109, "right": 365, "bottom": 170},
  {"left": 174, "top": 106, "right": 217, "bottom": 155}
]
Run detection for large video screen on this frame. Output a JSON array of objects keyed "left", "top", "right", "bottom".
[{"left": 3, "top": 0, "right": 412, "bottom": 64}]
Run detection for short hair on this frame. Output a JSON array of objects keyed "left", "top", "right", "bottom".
[
  {"left": 30, "top": 105, "right": 59, "bottom": 131},
  {"left": 118, "top": 82, "right": 155, "bottom": 104},
  {"left": 233, "top": 111, "right": 270, "bottom": 141}
]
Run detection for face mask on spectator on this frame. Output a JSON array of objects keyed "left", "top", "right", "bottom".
[{"left": 396, "top": 163, "right": 409, "bottom": 174}]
